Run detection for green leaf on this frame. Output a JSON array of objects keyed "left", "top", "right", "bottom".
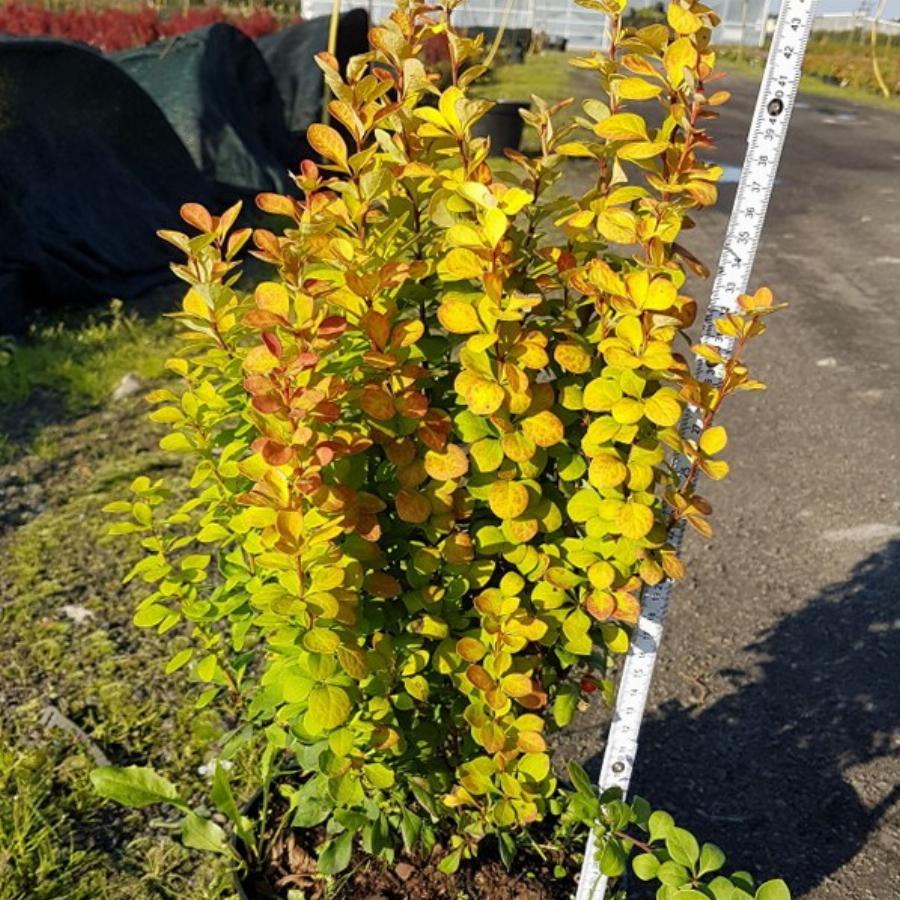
[
  {"left": 318, "top": 831, "right": 354, "bottom": 875},
  {"left": 181, "top": 812, "right": 233, "bottom": 857},
  {"left": 698, "top": 842, "right": 726, "bottom": 876},
  {"left": 363, "top": 763, "right": 395, "bottom": 789},
  {"left": 211, "top": 764, "right": 254, "bottom": 850},
  {"left": 632, "top": 852, "right": 660, "bottom": 881},
  {"left": 305, "top": 685, "right": 351, "bottom": 733},
  {"left": 648, "top": 809, "right": 675, "bottom": 842},
  {"left": 159, "top": 432, "right": 193, "bottom": 452},
  {"left": 438, "top": 847, "right": 463, "bottom": 875},
  {"left": 165, "top": 648, "right": 193, "bottom": 675},
  {"left": 553, "top": 687, "right": 579, "bottom": 727},
  {"left": 709, "top": 876, "right": 739, "bottom": 900},
  {"left": 567, "top": 488, "right": 601, "bottom": 523},
  {"left": 197, "top": 523, "right": 230, "bottom": 542},
  {"left": 599, "top": 838, "right": 628, "bottom": 877},
  {"left": 657, "top": 860, "right": 690, "bottom": 887},
  {"left": 567, "top": 762, "right": 596, "bottom": 800},
  {"left": 90, "top": 766, "right": 183, "bottom": 809},
  {"left": 666, "top": 827, "right": 700, "bottom": 868},
  {"left": 756, "top": 880, "right": 791, "bottom": 900},
  {"left": 498, "top": 831, "right": 517, "bottom": 870},
  {"left": 400, "top": 808, "right": 421, "bottom": 851}
]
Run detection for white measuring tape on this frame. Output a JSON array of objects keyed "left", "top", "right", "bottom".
[{"left": 576, "top": 1, "right": 819, "bottom": 897}]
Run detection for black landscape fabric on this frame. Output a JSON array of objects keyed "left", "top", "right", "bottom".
[
  {"left": 257, "top": 10, "right": 370, "bottom": 146},
  {"left": 0, "top": 37, "right": 217, "bottom": 333},
  {"left": 114, "top": 23, "right": 296, "bottom": 194}
]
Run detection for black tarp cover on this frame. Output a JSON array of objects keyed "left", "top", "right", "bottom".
[
  {"left": 0, "top": 37, "right": 214, "bottom": 332},
  {"left": 257, "top": 10, "right": 369, "bottom": 143},
  {"left": 114, "top": 23, "right": 297, "bottom": 194}
]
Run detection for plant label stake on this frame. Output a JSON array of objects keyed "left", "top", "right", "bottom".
[{"left": 576, "top": 1, "right": 818, "bottom": 896}]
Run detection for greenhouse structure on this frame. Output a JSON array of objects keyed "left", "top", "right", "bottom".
[{"left": 301, "top": 0, "right": 769, "bottom": 49}]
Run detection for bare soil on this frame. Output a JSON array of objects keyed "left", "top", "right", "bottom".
[{"left": 239, "top": 826, "right": 574, "bottom": 900}]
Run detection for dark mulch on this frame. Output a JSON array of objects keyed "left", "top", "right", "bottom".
[{"left": 240, "top": 822, "right": 577, "bottom": 900}]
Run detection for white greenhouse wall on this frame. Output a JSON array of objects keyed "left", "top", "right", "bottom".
[{"left": 300, "top": 0, "right": 768, "bottom": 49}]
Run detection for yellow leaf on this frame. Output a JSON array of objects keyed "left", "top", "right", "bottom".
[
  {"left": 305, "top": 685, "right": 351, "bottom": 733},
  {"left": 457, "top": 638, "right": 486, "bottom": 662},
  {"left": 438, "top": 86, "right": 464, "bottom": 133},
  {"left": 182, "top": 289, "right": 210, "bottom": 319},
  {"left": 557, "top": 141, "right": 596, "bottom": 157},
  {"left": 664, "top": 37, "right": 699, "bottom": 88},
  {"left": 594, "top": 112, "right": 648, "bottom": 142},
  {"left": 588, "top": 561, "right": 616, "bottom": 590},
  {"left": 447, "top": 223, "right": 484, "bottom": 247},
  {"left": 307, "top": 123, "right": 349, "bottom": 170},
  {"left": 501, "top": 431, "right": 536, "bottom": 462},
  {"left": 583, "top": 378, "right": 622, "bottom": 412},
  {"left": 483, "top": 207, "right": 508, "bottom": 248},
  {"left": 644, "top": 277, "right": 678, "bottom": 310},
  {"left": 488, "top": 481, "right": 530, "bottom": 520},
  {"left": 254, "top": 282, "right": 290, "bottom": 318},
  {"left": 465, "top": 378, "right": 505, "bottom": 416},
  {"left": 587, "top": 260, "right": 626, "bottom": 295},
  {"left": 685, "top": 180, "right": 718, "bottom": 206},
  {"left": 617, "top": 141, "right": 669, "bottom": 161},
  {"left": 438, "top": 247, "right": 484, "bottom": 281},
  {"left": 616, "top": 77, "right": 663, "bottom": 100},
  {"left": 521, "top": 410, "right": 564, "bottom": 448},
  {"left": 471, "top": 438, "right": 504, "bottom": 473},
  {"left": 438, "top": 298, "right": 481, "bottom": 334},
  {"left": 700, "top": 457, "right": 730, "bottom": 480},
  {"left": 596, "top": 208, "right": 638, "bottom": 244},
  {"left": 667, "top": 3, "right": 702, "bottom": 34},
  {"left": 589, "top": 454, "right": 628, "bottom": 489},
  {"left": 617, "top": 501, "right": 655, "bottom": 540},
  {"left": 612, "top": 398, "right": 643, "bottom": 425},
  {"left": 501, "top": 673, "right": 533, "bottom": 698},
  {"left": 644, "top": 388, "right": 682, "bottom": 426},
  {"left": 243, "top": 345, "right": 279, "bottom": 374},
  {"left": 699, "top": 425, "right": 728, "bottom": 456},
  {"left": 424, "top": 444, "right": 469, "bottom": 482},
  {"left": 554, "top": 342, "right": 592, "bottom": 374}
]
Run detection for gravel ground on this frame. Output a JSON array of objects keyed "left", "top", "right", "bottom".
[{"left": 560, "top": 72, "right": 900, "bottom": 898}]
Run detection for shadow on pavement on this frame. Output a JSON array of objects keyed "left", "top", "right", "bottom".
[{"left": 589, "top": 539, "right": 900, "bottom": 897}]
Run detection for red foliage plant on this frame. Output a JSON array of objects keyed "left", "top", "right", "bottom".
[{"left": 0, "top": 2, "right": 286, "bottom": 52}]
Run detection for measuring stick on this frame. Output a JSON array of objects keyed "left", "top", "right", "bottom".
[{"left": 576, "top": 1, "right": 818, "bottom": 897}]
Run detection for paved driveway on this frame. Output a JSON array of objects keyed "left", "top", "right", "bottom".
[{"left": 562, "top": 70, "right": 900, "bottom": 899}]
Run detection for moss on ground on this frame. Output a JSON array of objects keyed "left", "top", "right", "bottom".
[{"left": 0, "top": 314, "right": 236, "bottom": 898}]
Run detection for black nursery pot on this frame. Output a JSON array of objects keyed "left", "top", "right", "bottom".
[{"left": 473, "top": 100, "right": 530, "bottom": 155}]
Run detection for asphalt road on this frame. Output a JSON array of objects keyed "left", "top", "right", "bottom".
[{"left": 561, "top": 72, "right": 900, "bottom": 898}]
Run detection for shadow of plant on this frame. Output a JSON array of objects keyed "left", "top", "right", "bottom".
[{"left": 592, "top": 539, "right": 900, "bottom": 897}]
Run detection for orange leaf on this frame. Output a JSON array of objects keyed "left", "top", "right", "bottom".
[
  {"left": 396, "top": 490, "right": 431, "bottom": 523},
  {"left": 488, "top": 481, "right": 529, "bottom": 520},
  {"left": 360, "top": 385, "right": 396, "bottom": 421},
  {"left": 424, "top": 444, "right": 469, "bottom": 481},
  {"left": 307, "top": 123, "right": 349, "bottom": 170},
  {"left": 521, "top": 410, "right": 564, "bottom": 448}
]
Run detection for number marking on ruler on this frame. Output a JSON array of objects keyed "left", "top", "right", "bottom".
[{"left": 576, "top": 1, "right": 818, "bottom": 897}]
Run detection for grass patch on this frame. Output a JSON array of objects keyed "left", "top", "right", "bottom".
[
  {"left": 0, "top": 394, "right": 235, "bottom": 899},
  {"left": 473, "top": 49, "right": 577, "bottom": 104},
  {"left": 720, "top": 44, "right": 900, "bottom": 112},
  {"left": 472, "top": 50, "right": 580, "bottom": 155},
  {"left": 0, "top": 300, "right": 176, "bottom": 415}
]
